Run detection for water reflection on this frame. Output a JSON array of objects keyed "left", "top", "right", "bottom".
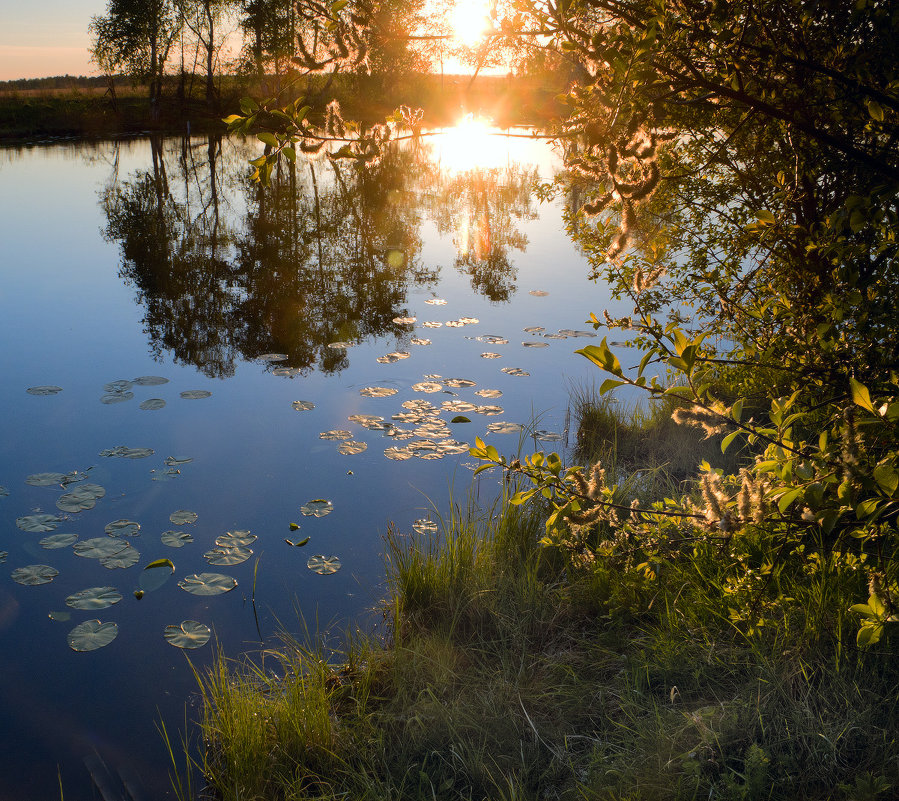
[{"left": 100, "top": 130, "right": 540, "bottom": 376}]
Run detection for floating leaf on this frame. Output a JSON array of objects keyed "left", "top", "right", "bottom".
[
  {"left": 338, "top": 441, "right": 367, "bottom": 455},
  {"left": 534, "top": 430, "right": 563, "bottom": 441},
  {"left": 410, "top": 337, "right": 432, "bottom": 346},
  {"left": 272, "top": 367, "right": 300, "bottom": 377},
  {"left": 412, "top": 519, "right": 438, "bottom": 535},
  {"left": 100, "top": 446, "right": 154, "bottom": 459},
  {"left": 544, "top": 333, "right": 568, "bottom": 339},
  {"left": 446, "top": 320, "right": 465, "bottom": 327},
  {"left": 289, "top": 522, "right": 300, "bottom": 531},
  {"left": 204, "top": 546, "right": 252, "bottom": 566},
  {"left": 442, "top": 400, "right": 477, "bottom": 413},
  {"left": 104, "top": 380, "right": 133, "bottom": 393},
  {"left": 522, "top": 341, "right": 549, "bottom": 348},
  {"left": 458, "top": 317, "right": 479, "bottom": 325},
  {"left": 65, "top": 586, "right": 122, "bottom": 610},
  {"left": 48, "top": 610, "right": 71, "bottom": 621},
  {"left": 56, "top": 483, "right": 106, "bottom": 513},
  {"left": 101, "top": 546, "right": 140, "bottom": 569},
  {"left": 161, "top": 530, "right": 193, "bottom": 548},
  {"left": 257, "top": 353, "right": 288, "bottom": 362},
  {"left": 0, "top": 486, "right": 8, "bottom": 497},
  {"left": 327, "top": 341, "right": 354, "bottom": 349},
  {"left": 16, "top": 514, "right": 61, "bottom": 533},
  {"left": 501, "top": 367, "right": 530, "bottom": 377},
  {"left": 25, "top": 472, "right": 66, "bottom": 487},
  {"left": 292, "top": 400, "right": 315, "bottom": 411},
  {"left": 0, "top": 551, "right": 7, "bottom": 563},
  {"left": 529, "top": 290, "right": 549, "bottom": 297},
  {"left": 444, "top": 378, "right": 476, "bottom": 388},
  {"left": 476, "top": 405, "right": 504, "bottom": 415},
  {"left": 425, "top": 298, "right": 447, "bottom": 305},
  {"left": 180, "top": 390, "right": 211, "bottom": 399},
  {"left": 215, "top": 531, "right": 257, "bottom": 547},
  {"left": 132, "top": 376, "right": 169, "bottom": 386},
  {"left": 481, "top": 352, "right": 502, "bottom": 359},
  {"left": 384, "top": 447, "right": 413, "bottom": 461},
  {"left": 523, "top": 326, "right": 545, "bottom": 333},
  {"left": 40, "top": 533, "right": 78, "bottom": 549},
  {"left": 411, "top": 381, "right": 442, "bottom": 393},
  {"left": 178, "top": 572, "right": 237, "bottom": 596},
  {"left": 487, "top": 421, "right": 523, "bottom": 434},
  {"left": 152, "top": 468, "right": 180, "bottom": 482},
  {"left": 12, "top": 564, "right": 59, "bottom": 585},
  {"left": 286, "top": 536, "right": 310, "bottom": 547},
  {"left": 421, "top": 321, "right": 442, "bottom": 328},
  {"left": 105, "top": 519, "right": 141, "bottom": 538},
  {"left": 392, "top": 316, "right": 416, "bottom": 325},
  {"left": 140, "top": 559, "right": 175, "bottom": 592},
  {"left": 377, "top": 351, "right": 411, "bottom": 363},
  {"left": 101, "top": 392, "right": 134, "bottom": 404},
  {"left": 68, "top": 620, "right": 118, "bottom": 652},
  {"left": 164, "top": 620, "right": 211, "bottom": 649},
  {"left": 479, "top": 335, "right": 508, "bottom": 345},
  {"left": 307, "top": 555, "right": 342, "bottom": 574},
  {"left": 301, "top": 499, "right": 334, "bottom": 517},
  {"left": 436, "top": 440, "right": 469, "bottom": 455},
  {"left": 74, "top": 537, "right": 128, "bottom": 559},
  {"left": 451, "top": 416, "right": 471, "bottom": 423},
  {"left": 164, "top": 456, "right": 193, "bottom": 466},
  {"left": 139, "top": 399, "right": 166, "bottom": 410},
  {"left": 348, "top": 414, "right": 383, "bottom": 426},
  {"left": 169, "top": 510, "right": 198, "bottom": 525},
  {"left": 360, "top": 386, "right": 398, "bottom": 398},
  {"left": 475, "top": 389, "right": 503, "bottom": 399},
  {"left": 61, "top": 470, "right": 90, "bottom": 487},
  {"left": 386, "top": 249, "right": 405, "bottom": 268},
  {"left": 27, "top": 385, "right": 63, "bottom": 396},
  {"left": 320, "top": 429, "right": 352, "bottom": 440}
]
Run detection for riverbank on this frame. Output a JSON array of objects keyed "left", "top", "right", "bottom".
[
  {"left": 189, "top": 415, "right": 899, "bottom": 800},
  {"left": 0, "top": 73, "right": 563, "bottom": 142}
]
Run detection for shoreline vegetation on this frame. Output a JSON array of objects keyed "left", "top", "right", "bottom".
[
  {"left": 0, "top": 73, "right": 564, "bottom": 142},
  {"left": 178, "top": 401, "right": 898, "bottom": 801}
]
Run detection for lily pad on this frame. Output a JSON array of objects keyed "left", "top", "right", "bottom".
[
  {"left": 529, "top": 290, "right": 549, "bottom": 297},
  {"left": 11, "top": 564, "right": 59, "bottom": 585},
  {"left": 535, "top": 430, "right": 563, "bottom": 442},
  {"left": 104, "top": 380, "right": 133, "bottom": 393},
  {"left": 0, "top": 486, "right": 8, "bottom": 497},
  {"left": 436, "top": 440, "right": 469, "bottom": 455},
  {"left": 272, "top": 367, "right": 301, "bottom": 377},
  {"left": 451, "top": 416, "right": 471, "bottom": 423},
  {"left": 501, "top": 367, "right": 530, "bottom": 376},
  {"left": 215, "top": 531, "right": 257, "bottom": 548},
  {"left": 67, "top": 620, "right": 118, "bottom": 652},
  {"left": 164, "top": 620, "right": 211, "bottom": 649},
  {"left": 411, "top": 381, "right": 443, "bottom": 393},
  {"left": 475, "top": 389, "right": 503, "bottom": 398},
  {"left": 0, "top": 551, "right": 7, "bottom": 563},
  {"left": 320, "top": 429, "right": 352, "bottom": 440},
  {"left": 178, "top": 572, "right": 237, "bottom": 596},
  {"left": 161, "top": 530, "right": 193, "bottom": 548},
  {"left": 523, "top": 326, "right": 545, "bottom": 333},
  {"left": 105, "top": 519, "right": 140, "bottom": 538},
  {"left": 74, "top": 538, "right": 128, "bottom": 559},
  {"left": 421, "top": 321, "right": 442, "bottom": 328},
  {"left": 444, "top": 378, "right": 477, "bottom": 388},
  {"left": 100, "top": 446, "right": 154, "bottom": 459},
  {"left": 169, "top": 510, "right": 198, "bottom": 525},
  {"left": 301, "top": 499, "right": 334, "bottom": 517},
  {"left": 101, "top": 392, "right": 134, "bottom": 404},
  {"left": 338, "top": 441, "right": 367, "bottom": 455},
  {"left": 257, "top": 353, "right": 288, "bottom": 362},
  {"left": 424, "top": 298, "right": 447, "bottom": 305},
  {"left": 164, "top": 456, "right": 193, "bottom": 466},
  {"left": 522, "top": 341, "right": 549, "bottom": 348},
  {"left": 446, "top": 320, "right": 465, "bottom": 327},
  {"left": 410, "top": 337, "right": 432, "bottom": 345},
  {"left": 384, "top": 447, "right": 413, "bottom": 461},
  {"left": 139, "top": 399, "right": 166, "bottom": 410},
  {"left": 139, "top": 558, "right": 175, "bottom": 592},
  {"left": 412, "top": 519, "right": 438, "bottom": 535},
  {"left": 56, "top": 484, "right": 106, "bottom": 513},
  {"left": 360, "top": 386, "right": 398, "bottom": 398},
  {"left": 292, "top": 400, "right": 315, "bottom": 411},
  {"left": 487, "top": 421, "right": 524, "bottom": 434},
  {"left": 480, "top": 352, "right": 502, "bottom": 359},
  {"left": 442, "top": 400, "right": 478, "bottom": 413},
  {"left": 204, "top": 546, "right": 252, "bottom": 566},
  {"left": 306, "top": 555, "right": 342, "bottom": 575},
  {"left": 476, "top": 405, "right": 504, "bottom": 416},
  {"left": 132, "top": 375, "right": 169, "bottom": 386},
  {"left": 327, "top": 341, "right": 354, "bottom": 349},
  {"left": 392, "top": 316, "right": 416, "bottom": 325},
  {"left": 65, "top": 586, "right": 122, "bottom": 610},
  {"left": 180, "top": 390, "right": 212, "bottom": 399},
  {"left": 16, "top": 514, "right": 61, "bottom": 533},
  {"left": 48, "top": 610, "right": 71, "bottom": 621},
  {"left": 100, "top": 546, "right": 140, "bottom": 569},
  {"left": 348, "top": 414, "right": 384, "bottom": 426},
  {"left": 40, "top": 533, "right": 78, "bottom": 549},
  {"left": 25, "top": 472, "right": 66, "bottom": 487},
  {"left": 26, "top": 385, "right": 63, "bottom": 396}
]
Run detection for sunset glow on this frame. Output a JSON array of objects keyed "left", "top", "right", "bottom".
[
  {"left": 433, "top": 115, "right": 510, "bottom": 172},
  {"left": 450, "top": 0, "right": 492, "bottom": 47}
]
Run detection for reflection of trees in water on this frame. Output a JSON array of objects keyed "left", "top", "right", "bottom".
[{"left": 101, "top": 134, "right": 539, "bottom": 376}]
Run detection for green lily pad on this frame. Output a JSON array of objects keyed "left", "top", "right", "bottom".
[
  {"left": 486, "top": 421, "right": 524, "bottom": 434},
  {"left": 164, "top": 620, "right": 211, "bottom": 649},
  {"left": 151, "top": 468, "right": 181, "bottom": 482},
  {"left": 0, "top": 552, "right": 7, "bottom": 563},
  {"left": 56, "top": 483, "right": 106, "bottom": 512},
  {"left": 338, "top": 441, "right": 367, "bottom": 455},
  {"left": 74, "top": 538, "right": 128, "bottom": 559},
  {"left": 0, "top": 485, "right": 8, "bottom": 497},
  {"left": 164, "top": 456, "right": 193, "bottom": 466},
  {"left": 27, "top": 385, "right": 63, "bottom": 396},
  {"left": 99, "top": 446, "right": 155, "bottom": 459},
  {"left": 450, "top": 416, "right": 471, "bottom": 423},
  {"left": 178, "top": 572, "right": 237, "bottom": 596},
  {"left": 169, "top": 510, "right": 198, "bottom": 525},
  {"left": 139, "top": 558, "right": 175, "bottom": 592},
  {"left": 25, "top": 472, "right": 66, "bottom": 487},
  {"left": 48, "top": 610, "right": 71, "bottom": 621},
  {"left": 161, "top": 530, "right": 193, "bottom": 548},
  {"left": 104, "top": 380, "right": 133, "bottom": 393},
  {"left": 412, "top": 519, "right": 438, "bottom": 535},
  {"left": 12, "top": 564, "right": 59, "bottom": 585},
  {"left": 101, "top": 392, "right": 134, "bottom": 404},
  {"left": 180, "top": 390, "right": 211, "bottom": 399},
  {"left": 139, "top": 399, "right": 166, "bottom": 410},
  {"left": 360, "top": 386, "right": 398, "bottom": 398},
  {"left": 67, "top": 620, "right": 118, "bottom": 652},
  {"left": 101, "top": 546, "right": 140, "bottom": 569},
  {"left": 16, "top": 514, "right": 61, "bottom": 533},
  {"left": 204, "top": 546, "right": 252, "bottom": 566},
  {"left": 215, "top": 531, "right": 257, "bottom": 547},
  {"left": 40, "top": 533, "right": 78, "bottom": 549},
  {"left": 292, "top": 400, "right": 315, "bottom": 411},
  {"left": 306, "top": 555, "right": 342, "bottom": 575},
  {"left": 132, "top": 375, "right": 169, "bottom": 386},
  {"left": 105, "top": 519, "right": 140, "bottom": 538},
  {"left": 301, "top": 499, "right": 334, "bottom": 517},
  {"left": 535, "top": 430, "right": 563, "bottom": 442},
  {"left": 65, "top": 586, "right": 122, "bottom": 610}
]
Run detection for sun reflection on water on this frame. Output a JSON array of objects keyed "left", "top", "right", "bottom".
[{"left": 431, "top": 114, "right": 512, "bottom": 173}]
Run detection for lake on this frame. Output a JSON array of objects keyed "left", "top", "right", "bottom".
[{"left": 0, "top": 123, "right": 625, "bottom": 799}]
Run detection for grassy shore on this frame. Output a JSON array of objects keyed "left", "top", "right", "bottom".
[{"left": 185, "top": 402, "right": 899, "bottom": 801}]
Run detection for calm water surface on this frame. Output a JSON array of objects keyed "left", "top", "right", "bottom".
[{"left": 0, "top": 127, "right": 624, "bottom": 799}]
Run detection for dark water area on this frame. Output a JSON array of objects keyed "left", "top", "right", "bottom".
[{"left": 0, "top": 127, "right": 627, "bottom": 799}]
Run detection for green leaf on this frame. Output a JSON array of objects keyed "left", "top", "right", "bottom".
[
  {"left": 849, "top": 377, "right": 876, "bottom": 413},
  {"left": 485, "top": 445, "right": 500, "bottom": 462},
  {"left": 721, "top": 430, "right": 740, "bottom": 453},
  {"left": 576, "top": 338, "right": 622, "bottom": 376},
  {"left": 222, "top": 114, "right": 243, "bottom": 125},
  {"left": 731, "top": 399, "right": 743, "bottom": 423},
  {"left": 874, "top": 463, "right": 899, "bottom": 496},
  {"left": 144, "top": 558, "right": 175, "bottom": 571},
  {"left": 754, "top": 209, "right": 776, "bottom": 226},
  {"left": 331, "top": 0, "right": 348, "bottom": 12},
  {"left": 777, "top": 488, "right": 803, "bottom": 512},
  {"left": 240, "top": 97, "right": 260, "bottom": 114},
  {"left": 257, "top": 132, "right": 278, "bottom": 147},
  {"left": 473, "top": 464, "right": 494, "bottom": 476},
  {"left": 599, "top": 378, "right": 625, "bottom": 395},
  {"left": 866, "top": 99, "right": 884, "bottom": 122}
]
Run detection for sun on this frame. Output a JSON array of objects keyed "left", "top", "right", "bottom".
[{"left": 450, "top": 0, "right": 492, "bottom": 47}]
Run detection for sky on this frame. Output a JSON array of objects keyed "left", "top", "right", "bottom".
[{"left": 0, "top": 0, "right": 107, "bottom": 80}]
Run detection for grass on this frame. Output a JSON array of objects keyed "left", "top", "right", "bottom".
[{"left": 185, "top": 401, "right": 899, "bottom": 801}]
